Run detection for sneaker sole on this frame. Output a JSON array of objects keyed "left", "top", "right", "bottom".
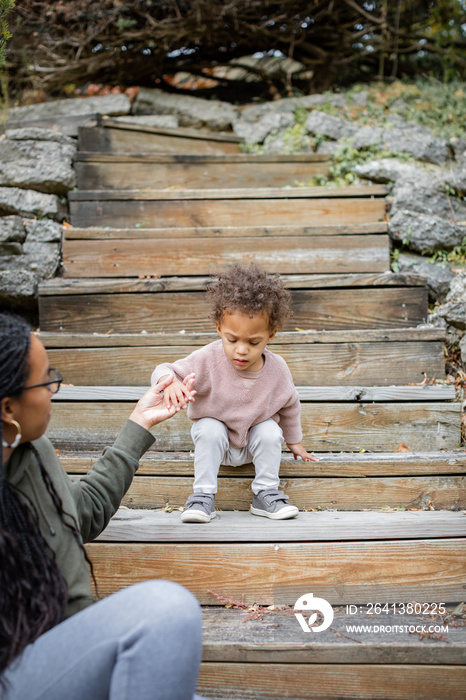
[
  {"left": 181, "top": 509, "right": 216, "bottom": 523},
  {"left": 250, "top": 505, "right": 299, "bottom": 520}
]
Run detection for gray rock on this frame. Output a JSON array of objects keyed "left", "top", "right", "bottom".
[
  {"left": 450, "top": 137, "right": 466, "bottom": 163},
  {"left": 0, "top": 242, "right": 22, "bottom": 255},
  {"left": 305, "top": 110, "right": 356, "bottom": 140},
  {"left": 389, "top": 209, "right": 466, "bottom": 253},
  {"left": 355, "top": 158, "right": 420, "bottom": 183},
  {"left": 315, "top": 140, "right": 340, "bottom": 155},
  {"left": 24, "top": 219, "right": 63, "bottom": 243},
  {"left": 390, "top": 170, "right": 466, "bottom": 222},
  {"left": 112, "top": 115, "right": 179, "bottom": 129},
  {"left": 262, "top": 128, "right": 312, "bottom": 155},
  {"left": 445, "top": 165, "right": 466, "bottom": 195},
  {"left": 7, "top": 94, "right": 131, "bottom": 122},
  {"left": 0, "top": 215, "right": 26, "bottom": 243},
  {"left": 0, "top": 269, "right": 38, "bottom": 311},
  {"left": 352, "top": 124, "right": 449, "bottom": 164},
  {"left": 351, "top": 90, "right": 369, "bottom": 107},
  {"left": 5, "top": 128, "right": 76, "bottom": 145},
  {"left": 460, "top": 334, "right": 466, "bottom": 364},
  {"left": 0, "top": 138, "right": 76, "bottom": 194},
  {"left": 133, "top": 88, "right": 238, "bottom": 130},
  {"left": 233, "top": 111, "right": 295, "bottom": 144},
  {"left": 437, "top": 272, "right": 466, "bottom": 329},
  {"left": 22, "top": 241, "right": 61, "bottom": 278},
  {"left": 0, "top": 187, "right": 61, "bottom": 219},
  {"left": 238, "top": 93, "right": 343, "bottom": 122},
  {"left": 396, "top": 252, "right": 456, "bottom": 302}
]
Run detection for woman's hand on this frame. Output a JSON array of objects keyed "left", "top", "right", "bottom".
[
  {"left": 129, "top": 374, "right": 196, "bottom": 431},
  {"left": 286, "top": 442, "right": 319, "bottom": 462}
]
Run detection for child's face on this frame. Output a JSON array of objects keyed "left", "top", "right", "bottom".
[{"left": 216, "top": 310, "right": 277, "bottom": 372}]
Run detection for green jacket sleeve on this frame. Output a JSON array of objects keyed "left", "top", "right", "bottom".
[{"left": 68, "top": 419, "right": 155, "bottom": 543}]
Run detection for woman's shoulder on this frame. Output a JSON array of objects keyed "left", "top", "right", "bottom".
[{"left": 30, "top": 434, "right": 63, "bottom": 471}]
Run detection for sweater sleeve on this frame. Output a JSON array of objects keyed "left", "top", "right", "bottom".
[
  {"left": 278, "top": 390, "right": 303, "bottom": 445},
  {"left": 68, "top": 419, "right": 155, "bottom": 542},
  {"left": 151, "top": 352, "right": 197, "bottom": 386}
]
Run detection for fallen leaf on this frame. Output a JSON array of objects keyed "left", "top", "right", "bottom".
[{"left": 395, "top": 443, "right": 410, "bottom": 452}]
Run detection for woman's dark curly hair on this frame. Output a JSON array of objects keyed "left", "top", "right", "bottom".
[
  {"left": 207, "top": 263, "right": 292, "bottom": 331},
  {"left": 0, "top": 313, "right": 95, "bottom": 686}
]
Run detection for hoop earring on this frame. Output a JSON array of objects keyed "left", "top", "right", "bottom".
[{"left": 2, "top": 419, "right": 22, "bottom": 449}]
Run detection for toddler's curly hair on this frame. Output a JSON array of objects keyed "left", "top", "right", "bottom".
[{"left": 207, "top": 263, "right": 292, "bottom": 331}]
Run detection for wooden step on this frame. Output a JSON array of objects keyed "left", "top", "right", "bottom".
[
  {"left": 47, "top": 400, "right": 462, "bottom": 451},
  {"left": 86, "top": 509, "right": 466, "bottom": 604},
  {"left": 38, "top": 273, "right": 428, "bottom": 333},
  {"left": 79, "top": 120, "right": 242, "bottom": 154},
  {"left": 41, "top": 328, "right": 445, "bottom": 386},
  {"left": 200, "top": 604, "right": 466, "bottom": 665},
  {"left": 74, "top": 152, "right": 331, "bottom": 190},
  {"left": 66, "top": 448, "right": 466, "bottom": 510},
  {"left": 67, "top": 185, "right": 387, "bottom": 228},
  {"left": 62, "top": 230, "right": 389, "bottom": 277},
  {"left": 196, "top": 606, "right": 466, "bottom": 699}
]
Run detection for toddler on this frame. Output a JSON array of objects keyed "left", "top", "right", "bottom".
[{"left": 151, "top": 263, "right": 318, "bottom": 523}]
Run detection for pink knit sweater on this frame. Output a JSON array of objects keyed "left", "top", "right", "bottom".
[{"left": 151, "top": 340, "right": 303, "bottom": 448}]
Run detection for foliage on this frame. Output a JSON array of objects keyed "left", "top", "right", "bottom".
[
  {"left": 427, "top": 237, "right": 466, "bottom": 266},
  {"left": 4, "top": 1, "right": 466, "bottom": 100},
  {"left": 0, "top": 0, "right": 14, "bottom": 69}
]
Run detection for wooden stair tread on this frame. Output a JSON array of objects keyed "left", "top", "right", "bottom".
[
  {"left": 96, "top": 509, "right": 466, "bottom": 542},
  {"left": 68, "top": 185, "right": 388, "bottom": 200},
  {"left": 75, "top": 152, "right": 331, "bottom": 163},
  {"left": 199, "top": 606, "right": 466, "bottom": 665},
  {"left": 99, "top": 118, "right": 243, "bottom": 142},
  {"left": 63, "top": 223, "right": 389, "bottom": 239},
  {"left": 38, "top": 273, "right": 428, "bottom": 295},
  {"left": 38, "top": 328, "right": 446, "bottom": 345},
  {"left": 60, "top": 449, "right": 466, "bottom": 476},
  {"left": 54, "top": 385, "right": 456, "bottom": 401}
]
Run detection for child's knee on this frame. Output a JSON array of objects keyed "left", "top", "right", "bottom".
[
  {"left": 191, "top": 417, "right": 228, "bottom": 446},
  {"left": 249, "top": 419, "right": 283, "bottom": 448}
]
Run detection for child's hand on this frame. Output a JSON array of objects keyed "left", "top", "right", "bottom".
[
  {"left": 287, "top": 443, "right": 319, "bottom": 462},
  {"left": 160, "top": 373, "right": 196, "bottom": 410}
]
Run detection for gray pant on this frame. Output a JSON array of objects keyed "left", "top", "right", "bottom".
[
  {"left": 191, "top": 417, "right": 283, "bottom": 495},
  {"left": 2, "top": 580, "right": 205, "bottom": 700}
]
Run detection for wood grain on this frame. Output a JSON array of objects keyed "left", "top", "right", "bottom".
[
  {"left": 89, "top": 474, "right": 465, "bottom": 510},
  {"left": 85, "top": 538, "right": 466, "bottom": 604},
  {"left": 197, "top": 663, "right": 466, "bottom": 700},
  {"left": 78, "top": 125, "right": 243, "bottom": 154},
  {"left": 47, "top": 341, "right": 445, "bottom": 386},
  {"left": 75, "top": 159, "right": 331, "bottom": 190},
  {"left": 47, "top": 402, "right": 462, "bottom": 451},
  {"left": 60, "top": 450, "right": 466, "bottom": 477},
  {"left": 63, "top": 235, "right": 389, "bottom": 277},
  {"left": 64, "top": 223, "right": 389, "bottom": 240},
  {"left": 69, "top": 197, "right": 386, "bottom": 228},
  {"left": 38, "top": 288, "right": 427, "bottom": 333}
]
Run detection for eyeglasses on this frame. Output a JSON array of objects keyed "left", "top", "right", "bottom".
[{"left": 23, "top": 368, "right": 63, "bottom": 394}]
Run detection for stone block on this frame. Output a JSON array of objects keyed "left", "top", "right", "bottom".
[
  {"left": 133, "top": 88, "right": 238, "bottom": 131},
  {"left": 0, "top": 187, "right": 61, "bottom": 219},
  {"left": 7, "top": 94, "right": 131, "bottom": 122},
  {"left": 0, "top": 215, "right": 26, "bottom": 243},
  {"left": 305, "top": 110, "right": 356, "bottom": 140},
  {"left": 0, "top": 138, "right": 76, "bottom": 195}
]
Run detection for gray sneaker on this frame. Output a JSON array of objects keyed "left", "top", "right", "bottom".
[
  {"left": 250, "top": 488, "right": 299, "bottom": 520},
  {"left": 181, "top": 492, "right": 216, "bottom": 523}
]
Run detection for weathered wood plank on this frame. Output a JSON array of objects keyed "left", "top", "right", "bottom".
[
  {"left": 55, "top": 386, "right": 454, "bottom": 402},
  {"left": 38, "top": 288, "right": 427, "bottom": 333},
  {"left": 74, "top": 153, "right": 331, "bottom": 163},
  {"left": 47, "top": 402, "right": 461, "bottom": 451},
  {"left": 69, "top": 197, "right": 386, "bottom": 228},
  {"left": 38, "top": 273, "right": 427, "bottom": 296},
  {"left": 201, "top": 606, "right": 466, "bottom": 665},
  {"left": 60, "top": 450, "right": 466, "bottom": 477},
  {"left": 102, "top": 118, "right": 243, "bottom": 142},
  {"left": 47, "top": 341, "right": 445, "bottom": 386},
  {"left": 68, "top": 185, "right": 388, "bottom": 201},
  {"left": 63, "top": 235, "right": 389, "bottom": 277},
  {"left": 196, "top": 663, "right": 466, "bottom": 700},
  {"left": 97, "top": 509, "right": 466, "bottom": 542},
  {"left": 89, "top": 474, "right": 465, "bottom": 510},
  {"left": 75, "top": 159, "right": 331, "bottom": 190},
  {"left": 38, "top": 328, "right": 446, "bottom": 346},
  {"left": 78, "top": 125, "right": 242, "bottom": 154},
  {"left": 86, "top": 538, "right": 466, "bottom": 604},
  {"left": 64, "top": 223, "right": 389, "bottom": 240}
]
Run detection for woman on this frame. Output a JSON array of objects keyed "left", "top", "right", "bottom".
[{"left": 0, "top": 312, "right": 205, "bottom": 700}]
